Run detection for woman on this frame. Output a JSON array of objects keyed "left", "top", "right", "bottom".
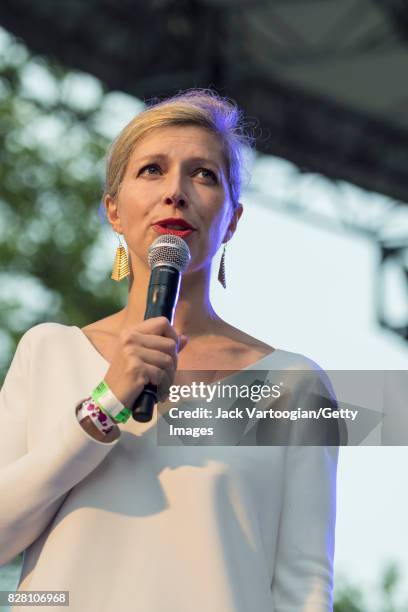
[{"left": 0, "top": 89, "right": 338, "bottom": 611}]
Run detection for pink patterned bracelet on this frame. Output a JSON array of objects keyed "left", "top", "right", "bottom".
[{"left": 77, "top": 396, "right": 116, "bottom": 436}]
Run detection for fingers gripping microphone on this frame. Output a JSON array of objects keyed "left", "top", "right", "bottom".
[{"left": 132, "top": 234, "right": 191, "bottom": 422}]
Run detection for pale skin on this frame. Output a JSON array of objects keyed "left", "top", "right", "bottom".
[{"left": 80, "top": 125, "right": 275, "bottom": 441}]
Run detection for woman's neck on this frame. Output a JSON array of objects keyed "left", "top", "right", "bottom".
[{"left": 116, "top": 263, "right": 225, "bottom": 338}]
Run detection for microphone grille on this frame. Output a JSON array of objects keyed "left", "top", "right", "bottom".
[{"left": 148, "top": 234, "right": 191, "bottom": 272}]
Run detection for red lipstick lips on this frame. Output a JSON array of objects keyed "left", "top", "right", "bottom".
[{"left": 152, "top": 217, "right": 196, "bottom": 238}]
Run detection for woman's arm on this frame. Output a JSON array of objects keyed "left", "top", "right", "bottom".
[
  {"left": 0, "top": 329, "right": 120, "bottom": 566},
  {"left": 271, "top": 444, "right": 338, "bottom": 611},
  {"left": 270, "top": 368, "right": 339, "bottom": 611}
]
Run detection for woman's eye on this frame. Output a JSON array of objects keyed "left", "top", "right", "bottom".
[
  {"left": 139, "top": 164, "right": 161, "bottom": 175},
  {"left": 138, "top": 164, "right": 217, "bottom": 182},
  {"left": 196, "top": 168, "right": 217, "bottom": 182}
]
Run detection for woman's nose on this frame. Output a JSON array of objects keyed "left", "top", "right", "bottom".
[
  {"left": 164, "top": 192, "right": 187, "bottom": 207},
  {"left": 163, "top": 172, "right": 188, "bottom": 207}
]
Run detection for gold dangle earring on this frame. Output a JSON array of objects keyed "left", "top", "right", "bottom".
[
  {"left": 218, "top": 243, "right": 227, "bottom": 289},
  {"left": 111, "top": 232, "right": 130, "bottom": 281}
]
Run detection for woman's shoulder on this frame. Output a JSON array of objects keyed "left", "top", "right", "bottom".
[
  {"left": 216, "top": 322, "right": 275, "bottom": 357},
  {"left": 212, "top": 321, "right": 327, "bottom": 371},
  {"left": 21, "top": 320, "right": 112, "bottom": 342},
  {"left": 80, "top": 315, "right": 119, "bottom": 338},
  {"left": 5, "top": 323, "right": 78, "bottom": 379},
  {"left": 16, "top": 322, "right": 77, "bottom": 356},
  {"left": 216, "top": 323, "right": 324, "bottom": 370},
  {"left": 21, "top": 321, "right": 73, "bottom": 340},
  {"left": 228, "top": 327, "right": 334, "bottom": 390}
]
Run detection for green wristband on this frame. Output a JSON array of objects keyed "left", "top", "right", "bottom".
[{"left": 91, "top": 380, "right": 132, "bottom": 424}]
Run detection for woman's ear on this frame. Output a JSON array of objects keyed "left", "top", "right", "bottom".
[
  {"left": 105, "top": 194, "right": 123, "bottom": 234},
  {"left": 224, "top": 202, "right": 243, "bottom": 242}
]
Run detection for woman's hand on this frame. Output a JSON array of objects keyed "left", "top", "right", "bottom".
[{"left": 104, "top": 316, "right": 188, "bottom": 409}]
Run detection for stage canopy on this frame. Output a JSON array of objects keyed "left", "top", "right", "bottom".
[{"left": 0, "top": 0, "right": 408, "bottom": 204}]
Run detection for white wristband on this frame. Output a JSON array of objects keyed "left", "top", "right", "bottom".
[{"left": 94, "top": 385, "right": 126, "bottom": 419}]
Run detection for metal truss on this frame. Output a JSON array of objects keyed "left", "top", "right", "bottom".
[{"left": 245, "top": 0, "right": 400, "bottom": 61}]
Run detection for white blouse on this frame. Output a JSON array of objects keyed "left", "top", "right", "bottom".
[{"left": 0, "top": 322, "right": 338, "bottom": 611}]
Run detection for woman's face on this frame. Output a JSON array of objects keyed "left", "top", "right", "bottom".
[{"left": 105, "top": 125, "right": 243, "bottom": 273}]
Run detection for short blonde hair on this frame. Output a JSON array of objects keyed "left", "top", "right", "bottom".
[{"left": 100, "top": 88, "right": 254, "bottom": 219}]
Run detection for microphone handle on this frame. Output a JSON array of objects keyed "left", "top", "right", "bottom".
[{"left": 132, "top": 266, "right": 181, "bottom": 422}]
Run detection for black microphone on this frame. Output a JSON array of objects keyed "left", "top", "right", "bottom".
[{"left": 132, "top": 234, "right": 191, "bottom": 422}]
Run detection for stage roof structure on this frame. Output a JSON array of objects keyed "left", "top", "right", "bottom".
[{"left": 0, "top": 0, "right": 408, "bottom": 205}]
